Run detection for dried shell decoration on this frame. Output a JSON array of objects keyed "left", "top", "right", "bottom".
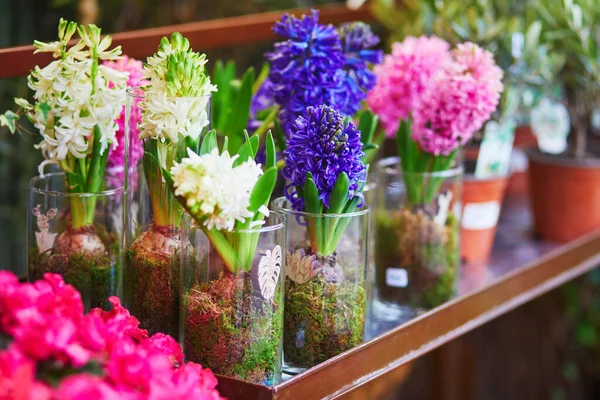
[
  {"left": 286, "top": 249, "right": 319, "bottom": 284},
  {"left": 258, "top": 245, "right": 281, "bottom": 301}
]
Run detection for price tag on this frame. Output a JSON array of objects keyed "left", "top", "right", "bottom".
[
  {"left": 386, "top": 268, "right": 408, "bottom": 288},
  {"left": 530, "top": 98, "right": 570, "bottom": 154},
  {"left": 462, "top": 201, "right": 501, "bottom": 230}
]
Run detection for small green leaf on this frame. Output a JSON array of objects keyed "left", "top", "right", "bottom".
[
  {"left": 248, "top": 166, "right": 277, "bottom": 214},
  {"left": 304, "top": 172, "right": 321, "bottom": 215},
  {"left": 362, "top": 143, "right": 379, "bottom": 151},
  {"left": 525, "top": 21, "right": 542, "bottom": 52},
  {"left": 273, "top": 119, "right": 287, "bottom": 152},
  {"left": 223, "top": 67, "right": 255, "bottom": 152},
  {"left": 265, "top": 131, "right": 276, "bottom": 169},
  {"left": 0, "top": 111, "right": 19, "bottom": 133},
  {"left": 253, "top": 62, "right": 270, "bottom": 92},
  {"left": 327, "top": 173, "right": 349, "bottom": 215},
  {"left": 199, "top": 129, "right": 218, "bottom": 155},
  {"left": 233, "top": 133, "right": 259, "bottom": 167},
  {"left": 357, "top": 110, "right": 378, "bottom": 147},
  {"left": 222, "top": 136, "right": 229, "bottom": 153},
  {"left": 176, "top": 134, "right": 199, "bottom": 162}
]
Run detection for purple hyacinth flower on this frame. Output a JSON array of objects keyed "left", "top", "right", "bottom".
[{"left": 283, "top": 105, "right": 366, "bottom": 211}]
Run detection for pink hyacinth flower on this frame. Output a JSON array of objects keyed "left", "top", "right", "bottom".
[
  {"left": 367, "top": 35, "right": 451, "bottom": 137},
  {"left": 104, "top": 56, "right": 147, "bottom": 190},
  {"left": 412, "top": 42, "right": 503, "bottom": 155}
]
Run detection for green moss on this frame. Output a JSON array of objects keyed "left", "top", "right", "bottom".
[
  {"left": 29, "top": 249, "right": 115, "bottom": 311},
  {"left": 125, "top": 248, "right": 180, "bottom": 337},
  {"left": 284, "top": 270, "right": 366, "bottom": 369},
  {"left": 374, "top": 208, "right": 459, "bottom": 310},
  {"left": 29, "top": 224, "right": 121, "bottom": 311},
  {"left": 183, "top": 272, "right": 283, "bottom": 385}
]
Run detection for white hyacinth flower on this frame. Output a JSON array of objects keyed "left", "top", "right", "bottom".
[
  {"left": 15, "top": 19, "right": 128, "bottom": 174},
  {"left": 171, "top": 148, "right": 263, "bottom": 231}
]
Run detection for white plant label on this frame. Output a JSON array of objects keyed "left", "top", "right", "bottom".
[
  {"left": 32, "top": 204, "right": 57, "bottom": 254},
  {"left": 462, "top": 201, "right": 501, "bottom": 230},
  {"left": 475, "top": 118, "right": 516, "bottom": 179},
  {"left": 386, "top": 268, "right": 408, "bottom": 288},
  {"left": 258, "top": 245, "right": 281, "bottom": 301},
  {"left": 530, "top": 98, "right": 570, "bottom": 154}
]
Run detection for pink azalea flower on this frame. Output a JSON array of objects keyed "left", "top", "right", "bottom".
[
  {"left": 143, "top": 333, "right": 184, "bottom": 365},
  {"left": 76, "top": 313, "right": 108, "bottom": 353},
  {"left": 0, "top": 345, "right": 51, "bottom": 400},
  {"left": 106, "top": 341, "right": 153, "bottom": 392},
  {"left": 90, "top": 297, "right": 148, "bottom": 349},
  {"left": 367, "top": 36, "right": 451, "bottom": 137},
  {"left": 170, "top": 363, "right": 223, "bottom": 400},
  {"left": 0, "top": 272, "right": 224, "bottom": 400},
  {"left": 104, "top": 56, "right": 147, "bottom": 190},
  {"left": 55, "top": 375, "right": 128, "bottom": 400}
]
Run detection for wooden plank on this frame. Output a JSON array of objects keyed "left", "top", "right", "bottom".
[{"left": 0, "top": 4, "right": 373, "bottom": 79}]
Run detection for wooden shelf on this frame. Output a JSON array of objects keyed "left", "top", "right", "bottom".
[
  {"left": 215, "top": 197, "right": 600, "bottom": 399},
  {"left": 0, "top": 4, "right": 372, "bottom": 80}
]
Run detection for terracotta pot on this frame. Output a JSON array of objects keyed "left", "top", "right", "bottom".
[
  {"left": 528, "top": 151, "right": 600, "bottom": 242},
  {"left": 506, "top": 125, "right": 538, "bottom": 198},
  {"left": 460, "top": 175, "right": 509, "bottom": 264}
]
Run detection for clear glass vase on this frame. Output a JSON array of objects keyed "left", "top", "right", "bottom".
[
  {"left": 273, "top": 197, "right": 370, "bottom": 373},
  {"left": 27, "top": 172, "right": 124, "bottom": 310},
  {"left": 373, "top": 157, "right": 462, "bottom": 323},
  {"left": 179, "top": 213, "right": 285, "bottom": 385},
  {"left": 123, "top": 88, "right": 212, "bottom": 337}
]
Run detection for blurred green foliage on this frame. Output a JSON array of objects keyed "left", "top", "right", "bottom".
[{"left": 535, "top": 0, "right": 600, "bottom": 157}]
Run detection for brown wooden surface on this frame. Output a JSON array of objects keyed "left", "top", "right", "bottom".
[
  {"left": 0, "top": 4, "right": 372, "bottom": 80},
  {"left": 214, "top": 198, "right": 600, "bottom": 399}
]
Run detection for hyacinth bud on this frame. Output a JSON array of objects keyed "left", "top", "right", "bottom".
[
  {"left": 58, "top": 18, "right": 68, "bottom": 40},
  {"left": 159, "top": 36, "right": 170, "bottom": 50}
]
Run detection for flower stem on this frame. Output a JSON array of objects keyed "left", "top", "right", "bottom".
[{"left": 204, "top": 228, "right": 240, "bottom": 273}]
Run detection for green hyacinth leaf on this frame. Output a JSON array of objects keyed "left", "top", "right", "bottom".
[
  {"left": 248, "top": 166, "right": 277, "bottom": 213},
  {"left": 304, "top": 172, "right": 321, "bottom": 215},
  {"left": 357, "top": 110, "right": 378, "bottom": 147},
  {"left": 266, "top": 130, "right": 276, "bottom": 169},
  {"left": 327, "top": 172, "right": 349, "bottom": 215},
  {"left": 199, "top": 129, "right": 218, "bottom": 155},
  {"left": 234, "top": 132, "right": 259, "bottom": 167},
  {"left": 223, "top": 67, "right": 255, "bottom": 152}
]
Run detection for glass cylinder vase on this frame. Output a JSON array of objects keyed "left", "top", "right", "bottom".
[
  {"left": 27, "top": 172, "right": 124, "bottom": 310},
  {"left": 373, "top": 157, "right": 462, "bottom": 323},
  {"left": 123, "top": 88, "right": 211, "bottom": 337},
  {"left": 179, "top": 213, "right": 286, "bottom": 386},
  {"left": 273, "top": 197, "right": 370, "bottom": 373}
]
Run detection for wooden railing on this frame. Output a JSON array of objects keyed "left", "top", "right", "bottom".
[{"left": 0, "top": 4, "right": 372, "bottom": 79}]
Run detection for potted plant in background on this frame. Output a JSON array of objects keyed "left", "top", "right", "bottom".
[
  {"left": 367, "top": 37, "right": 503, "bottom": 320},
  {"left": 1, "top": 19, "right": 128, "bottom": 310},
  {"left": 165, "top": 130, "right": 282, "bottom": 385},
  {"left": 123, "top": 33, "right": 215, "bottom": 337},
  {"left": 275, "top": 104, "right": 370, "bottom": 372},
  {"left": 527, "top": 0, "right": 600, "bottom": 242}
]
